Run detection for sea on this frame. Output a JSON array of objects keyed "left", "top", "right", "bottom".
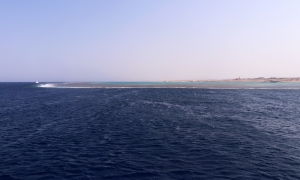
[{"left": 1, "top": 82, "right": 300, "bottom": 180}]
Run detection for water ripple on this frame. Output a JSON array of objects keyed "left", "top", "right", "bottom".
[{"left": 0, "top": 84, "right": 300, "bottom": 179}]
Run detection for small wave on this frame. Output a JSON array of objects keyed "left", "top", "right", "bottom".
[
  {"left": 0, "top": 174, "right": 19, "bottom": 180},
  {"left": 38, "top": 84, "right": 55, "bottom": 88}
]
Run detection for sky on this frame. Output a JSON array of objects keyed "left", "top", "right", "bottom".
[{"left": 1, "top": 0, "right": 300, "bottom": 82}]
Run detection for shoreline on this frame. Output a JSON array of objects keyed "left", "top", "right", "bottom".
[{"left": 164, "top": 77, "right": 300, "bottom": 83}]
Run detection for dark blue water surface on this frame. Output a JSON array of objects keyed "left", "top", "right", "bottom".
[{"left": 1, "top": 83, "right": 300, "bottom": 180}]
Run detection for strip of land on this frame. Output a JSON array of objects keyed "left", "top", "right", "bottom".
[{"left": 164, "top": 77, "right": 300, "bottom": 83}]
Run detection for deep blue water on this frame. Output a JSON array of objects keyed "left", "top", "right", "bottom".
[{"left": 1, "top": 83, "right": 300, "bottom": 179}]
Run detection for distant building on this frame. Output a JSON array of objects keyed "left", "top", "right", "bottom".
[{"left": 234, "top": 76, "right": 241, "bottom": 80}]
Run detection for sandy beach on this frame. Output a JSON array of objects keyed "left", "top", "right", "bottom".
[{"left": 165, "top": 77, "right": 300, "bottom": 83}]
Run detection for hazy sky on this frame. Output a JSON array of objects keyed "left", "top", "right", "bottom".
[{"left": 1, "top": 0, "right": 300, "bottom": 82}]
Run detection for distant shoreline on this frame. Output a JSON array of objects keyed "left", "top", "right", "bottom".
[{"left": 164, "top": 77, "right": 300, "bottom": 83}]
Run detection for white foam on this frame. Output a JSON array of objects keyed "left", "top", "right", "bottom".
[
  {"left": 36, "top": 83, "right": 300, "bottom": 89},
  {"left": 38, "top": 83, "right": 55, "bottom": 88}
]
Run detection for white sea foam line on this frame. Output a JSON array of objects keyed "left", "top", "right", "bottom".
[
  {"left": 37, "top": 85, "right": 300, "bottom": 89},
  {"left": 60, "top": 87, "right": 300, "bottom": 89},
  {"left": 38, "top": 83, "right": 56, "bottom": 88}
]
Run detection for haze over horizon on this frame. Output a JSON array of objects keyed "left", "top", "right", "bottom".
[{"left": 1, "top": 0, "right": 300, "bottom": 82}]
